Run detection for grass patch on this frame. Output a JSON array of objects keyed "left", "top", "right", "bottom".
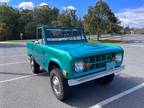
[
  {"left": 99, "top": 39, "right": 122, "bottom": 43},
  {"left": 88, "top": 39, "right": 123, "bottom": 44}
]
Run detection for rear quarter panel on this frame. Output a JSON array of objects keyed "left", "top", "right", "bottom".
[{"left": 26, "top": 41, "right": 34, "bottom": 57}]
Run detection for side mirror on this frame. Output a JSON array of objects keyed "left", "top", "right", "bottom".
[
  {"left": 35, "top": 39, "right": 45, "bottom": 45},
  {"left": 35, "top": 40, "right": 40, "bottom": 44}
]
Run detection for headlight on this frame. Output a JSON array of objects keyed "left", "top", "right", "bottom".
[
  {"left": 115, "top": 53, "right": 122, "bottom": 62},
  {"left": 74, "top": 61, "right": 84, "bottom": 72}
]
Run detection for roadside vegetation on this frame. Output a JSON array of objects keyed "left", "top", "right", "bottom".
[{"left": 0, "top": 0, "right": 125, "bottom": 41}]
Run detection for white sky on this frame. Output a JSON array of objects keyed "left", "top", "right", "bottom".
[{"left": 116, "top": 7, "right": 144, "bottom": 28}]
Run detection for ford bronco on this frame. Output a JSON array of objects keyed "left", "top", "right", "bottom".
[{"left": 26, "top": 26, "right": 124, "bottom": 100}]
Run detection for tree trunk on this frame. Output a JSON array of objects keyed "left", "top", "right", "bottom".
[{"left": 97, "top": 33, "right": 100, "bottom": 41}]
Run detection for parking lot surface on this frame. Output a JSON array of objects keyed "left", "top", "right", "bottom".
[{"left": 0, "top": 35, "right": 144, "bottom": 108}]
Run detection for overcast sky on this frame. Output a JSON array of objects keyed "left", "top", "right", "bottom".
[{"left": 1, "top": 0, "right": 144, "bottom": 28}]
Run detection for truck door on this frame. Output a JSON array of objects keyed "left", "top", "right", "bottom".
[{"left": 33, "top": 28, "right": 45, "bottom": 68}]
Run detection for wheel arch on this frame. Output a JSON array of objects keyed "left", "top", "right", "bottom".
[{"left": 48, "top": 60, "right": 62, "bottom": 73}]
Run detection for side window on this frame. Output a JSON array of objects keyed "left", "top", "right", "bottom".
[
  {"left": 37, "top": 28, "right": 42, "bottom": 39},
  {"left": 36, "top": 28, "right": 45, "bottom": 45}
]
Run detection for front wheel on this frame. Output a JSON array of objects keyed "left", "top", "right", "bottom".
[
  {"left": 50, "top": 68, "right": 69, "bottom": 101},
  {"left": 96, "top": 74, "right": 115, "bottom": 85}
]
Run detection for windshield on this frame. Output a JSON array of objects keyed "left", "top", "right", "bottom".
[{"left": 44, "top": 27, "right": 87, "bottom": 42}]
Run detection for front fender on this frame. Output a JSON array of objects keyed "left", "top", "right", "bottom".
[{"left": 48, "top": 58, "right": 63, "bottom": 70}]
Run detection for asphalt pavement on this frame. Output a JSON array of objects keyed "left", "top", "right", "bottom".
[{"left": 0, "top": 35, "right": 144, "bottom": 108}]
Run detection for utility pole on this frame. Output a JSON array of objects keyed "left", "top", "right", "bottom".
[{"left": 121, "top": 16, "right": 127, "bottom": 41}]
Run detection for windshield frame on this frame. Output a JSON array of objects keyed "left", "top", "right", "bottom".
[{"left": 44, "top": 26, "right": 87, "bottom": 44}]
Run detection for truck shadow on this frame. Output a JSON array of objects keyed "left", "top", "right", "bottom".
[{"left": 62, "top": 74, "right": 144, "bottom": 108}]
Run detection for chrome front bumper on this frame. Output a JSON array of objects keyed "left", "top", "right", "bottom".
[{"left": 68, "top": 65, "right": 125, "bottom": 86}]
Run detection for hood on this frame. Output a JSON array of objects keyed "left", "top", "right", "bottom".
[{"left": 48, "top": 42, "right": 123, "bottom": 58}]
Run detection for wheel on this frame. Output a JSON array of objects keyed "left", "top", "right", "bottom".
[
  {"left": 30, "top": 57, "right": 40, "bottom": 74},
  {"left": 50, "top": 68, "right": 69, "bottom": 101},
  {"left": 96, "top": 74, "right": 115, "bottom": 85}
]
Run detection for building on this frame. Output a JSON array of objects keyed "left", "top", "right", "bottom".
[{"left": 135, "top": 28, "right": 144, "bottom": 34}]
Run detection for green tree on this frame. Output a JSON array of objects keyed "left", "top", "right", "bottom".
[
  {"left": 0, "top": 5, "right": 20, "bottom": 40},
  {"left": 53, "top": 8, "right": 82, "bottom": 27},
  {"left": 124, "top": 26, "right": 131, "bottom": 34},
  {"left": 21, "top": 5, "right": 60, "bottom": 39},
  {"left": 0, "top": 23, "right": 9, "bottom": 40},
  {"left": 84, "top": 6, "right": 97, "bottom": 35},
  {"left": 17, "top": 9, "right": 33, "bottom": 37},
  {"left": 32, "top": 5, "right": 59, "bottom": 25},
  {"left": 53, "top": 12, "right": 72, "bottom": 26},
  {"left": 24, "top": 21, "right": 37, "bottom": 39},
  {"left": 84, "top": 0, "right": 120, "bottom": 40}
]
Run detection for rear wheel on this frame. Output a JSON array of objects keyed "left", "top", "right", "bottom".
[
  {"left": 50, "top": 68, "right": 69, "bottom": 101},
  {"left": 30, "top": 57, "right": 40, "bottom": 74},
  {"left": 96, "top": 74, "right": 115, "bottom": 85}
]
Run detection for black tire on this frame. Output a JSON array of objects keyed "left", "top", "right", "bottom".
[
  {"left": 96, "top": 74, "right": 115, "bottom": 85},
  {"left": 30, "top": 57, "right": 40, "bottom": 74},
  {"left": 50, "top": 68, "right": 69, "bottom": 101}
]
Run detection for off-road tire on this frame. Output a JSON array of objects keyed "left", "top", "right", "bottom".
[
  {"left": 50, "top": 68, "right": 69, "bottom": 101},
  {"left": 30, "top": 57, "right": 40, "bottom": 74}
]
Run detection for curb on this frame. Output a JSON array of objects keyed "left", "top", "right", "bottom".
[{"left": 0, "top": 42, "right": 26, "bottom": 45}]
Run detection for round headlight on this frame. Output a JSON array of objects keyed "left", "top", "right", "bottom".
[
  {"left": 115, "top": 53, "right": 122, "bottom": 62},
  {"left": 75, "top": 61, "right": 84, "bottom": 72}
]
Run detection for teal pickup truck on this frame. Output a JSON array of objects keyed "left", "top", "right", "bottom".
[{"left": 26, "top": 26, "right": 124, "bottom": 100}]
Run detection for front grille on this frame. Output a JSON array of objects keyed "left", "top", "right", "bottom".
[{"left": 83, "top": 53, "right": 114, "bottom": 72}]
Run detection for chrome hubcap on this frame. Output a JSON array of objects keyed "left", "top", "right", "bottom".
[{"left": 52, "top": 76, "right": 61, "bottom": 95}]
